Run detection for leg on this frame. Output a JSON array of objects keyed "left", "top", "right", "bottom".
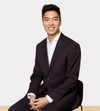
[
  {"left": 8, "top": 88, "right": 47, "bottom": 111},
  {"left": 8, "top": 96, "right": 33, "bottom": 111},
  {"left": 41, "top": 101, "right": 72, "bottom": 111},
  {"left": 8, "top": 96, "right": 71, "bottom": 111}
]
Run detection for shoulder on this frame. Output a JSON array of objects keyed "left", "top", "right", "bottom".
[
  {"left": 61, "top": 33, "right": 79, "bottom": 44},
  {"left": 60, "top": 33, "right": 81, "bottom": 51},
  {"left": 36, "top": 38, "right": 47, "bottom": 48},
  {"left": 60, "top": 33, "right": 81, "bottom": 49}
]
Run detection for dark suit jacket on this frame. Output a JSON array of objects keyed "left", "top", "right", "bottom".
[{"left": 27, "top": 33, "right": 81, "bottom": 110}]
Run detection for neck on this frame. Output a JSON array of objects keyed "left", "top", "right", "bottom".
[{"left": 48, "top": 31, "right": 60, "bottom": 42}]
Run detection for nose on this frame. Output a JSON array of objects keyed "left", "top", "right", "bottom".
[{"left": 49, "top": 19, "right": 54, "bottom": 25}]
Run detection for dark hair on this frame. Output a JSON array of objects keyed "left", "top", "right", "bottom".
[{"left": 42, "top": 4, "right": 61, "bottom": 20}]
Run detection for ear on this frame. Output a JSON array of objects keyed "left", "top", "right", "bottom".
[
  {"left": 42, "top": 20, "right": 44, "bottom": 26},
  {"left": 60, "top": 20, "right": 62, "bottom": 26}
]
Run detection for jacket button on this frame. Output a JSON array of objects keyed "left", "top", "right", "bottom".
[{"left": 47, "top": 77, "right": 49, "bottom": 80}]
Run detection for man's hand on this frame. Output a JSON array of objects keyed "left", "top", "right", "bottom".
[
  {"left": 29, "top": 95, "right": 38, "bottom": 110},
  {"left": 33, "top": 97, "right": 49, "bottom": 110}
]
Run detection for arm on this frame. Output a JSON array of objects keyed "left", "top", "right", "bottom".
[
  {"left": 48, "top": 43, "right": 81, "bottom": 102},
  {"left": 27, "top": 45, "right": 43, "bottom": 95}
]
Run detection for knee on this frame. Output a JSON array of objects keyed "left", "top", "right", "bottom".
[
  {"left": 8, "top": 106, "right": 12, "bottom": 111},
  {"left": 8, "top": 107, "right": 11, "bottom": 111},
  {"left": 8, "top": 106, "right": 15, "bottom": 111}
]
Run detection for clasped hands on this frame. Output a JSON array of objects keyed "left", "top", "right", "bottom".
[{"left": 29, "top": 95, "right": 49, "bottom": 111}]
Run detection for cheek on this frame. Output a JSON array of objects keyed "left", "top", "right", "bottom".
[
  {"left": 58, "top": 22, "right": 61, "bottom": 26},
  {"left": 43, "top": 25, "right": 48, "bottom": 31},
  {"left": 57, "top": 21, "right": 61, "bottom": 26},
  {"left": 43, "top": 23, "right": 48, "bottom": 29},
  {"left": 55, "top": 22, "right": 61, "bottom": 27}
]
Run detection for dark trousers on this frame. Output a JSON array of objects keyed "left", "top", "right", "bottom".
[{"left": 8, "top": 95, "right": 72, "bottom": 111}]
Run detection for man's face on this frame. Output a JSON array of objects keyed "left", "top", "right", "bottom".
[{"left": 42, "top": 11, "right": 61, "bottom": 37}]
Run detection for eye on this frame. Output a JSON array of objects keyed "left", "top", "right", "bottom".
[
  {"left": 44, "top": 18, "right": 49, "bottom": 21},
  {"left": 53, "top": 18, "right": 58, "bottom": 21},
  {"left": 44, "top": 19, "right": 49, "bottom": 21}
]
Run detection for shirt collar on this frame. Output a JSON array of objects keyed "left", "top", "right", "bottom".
[{"left": 47, "top": 32, "right": 61, "bottom": 43}]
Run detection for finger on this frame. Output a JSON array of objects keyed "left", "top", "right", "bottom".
[
  {"left": 29, "top": 101, "right": 33, "bottom": 106},
  {"left": 29, "top": 103, "right": 34, "bottom": 106},
  {"left": 36, "top": 105, "right": 42, "bottom": 110},
  {"left": 33, "top": 101, "right": 40, "bottom": 106},
  {"left": 33, "top": 102, "right": 38, "bottom": 105},
  {"left": 30, "top": 103, "right": 38, "bottom": 110},
  {"left": 30, "top": 106, "right": 37, "bottom": 110},
  {"left": 37, "top": 109, "right": 41, "bottom": 111},
  {"left": 34, "top": 99, "right": 39, "bottom": 103}
]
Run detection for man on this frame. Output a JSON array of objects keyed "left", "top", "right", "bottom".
[{"left": 9, "top": 4, "right": 81, "bottom": 111}]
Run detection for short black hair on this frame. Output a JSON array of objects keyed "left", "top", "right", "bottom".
[{"left": 42, "top": 4, "right": 61, "bottom": 20}]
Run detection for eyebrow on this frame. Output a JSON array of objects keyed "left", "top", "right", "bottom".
[{"left": 44, "top": 16, "right": 59, "bottom": 19}]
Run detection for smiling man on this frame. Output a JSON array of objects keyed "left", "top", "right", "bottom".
[
  {"left": 9, "top": 4, "right": 81, "bottom": 111},
  {"left": 42, "top": 9, "right": 61, "bottom": 42}
]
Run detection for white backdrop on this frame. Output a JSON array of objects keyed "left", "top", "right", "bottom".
[{"left": 0, "top": 0, "right": 100, "bottom": 106}]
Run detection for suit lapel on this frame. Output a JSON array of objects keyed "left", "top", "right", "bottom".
[
  {"left": 48, "top": 33, "right": 65, "bottom": 74},
  {"left": 43, "top": 39, "right": 49, "bottom": 73}
]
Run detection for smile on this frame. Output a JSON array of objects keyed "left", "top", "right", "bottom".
[{"left": 48, "top": 27, "right": 55, "bottom": 31}]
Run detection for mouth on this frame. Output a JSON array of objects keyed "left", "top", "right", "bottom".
[{"left": 48, "top": 27, "right": 55, "bottom": 31}]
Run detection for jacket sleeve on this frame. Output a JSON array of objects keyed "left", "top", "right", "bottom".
[
  {"left": 48, "top": 43, "right": 81, "bottom": 102},
  {"left": 27, "top": 45, "right": 43, "bottom": 95}
]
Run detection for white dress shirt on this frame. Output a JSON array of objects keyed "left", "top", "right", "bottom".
[
  {"left": 47, "top": 32, "right": 61, "bottom": 65},
  {"left": 28, "top": 32, "right": 61, "bottom": 103}
]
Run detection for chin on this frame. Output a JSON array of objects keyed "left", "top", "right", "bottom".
[
  {"left": 48, "top": 32, "right": 55, "bottom": 35},
  {"left": 48, "top": 33, "right": 55, "bottom": 36}
]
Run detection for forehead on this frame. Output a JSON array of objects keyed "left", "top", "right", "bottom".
[{"left": 43, "top": 10, "right": 59, "bottom": 18}]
